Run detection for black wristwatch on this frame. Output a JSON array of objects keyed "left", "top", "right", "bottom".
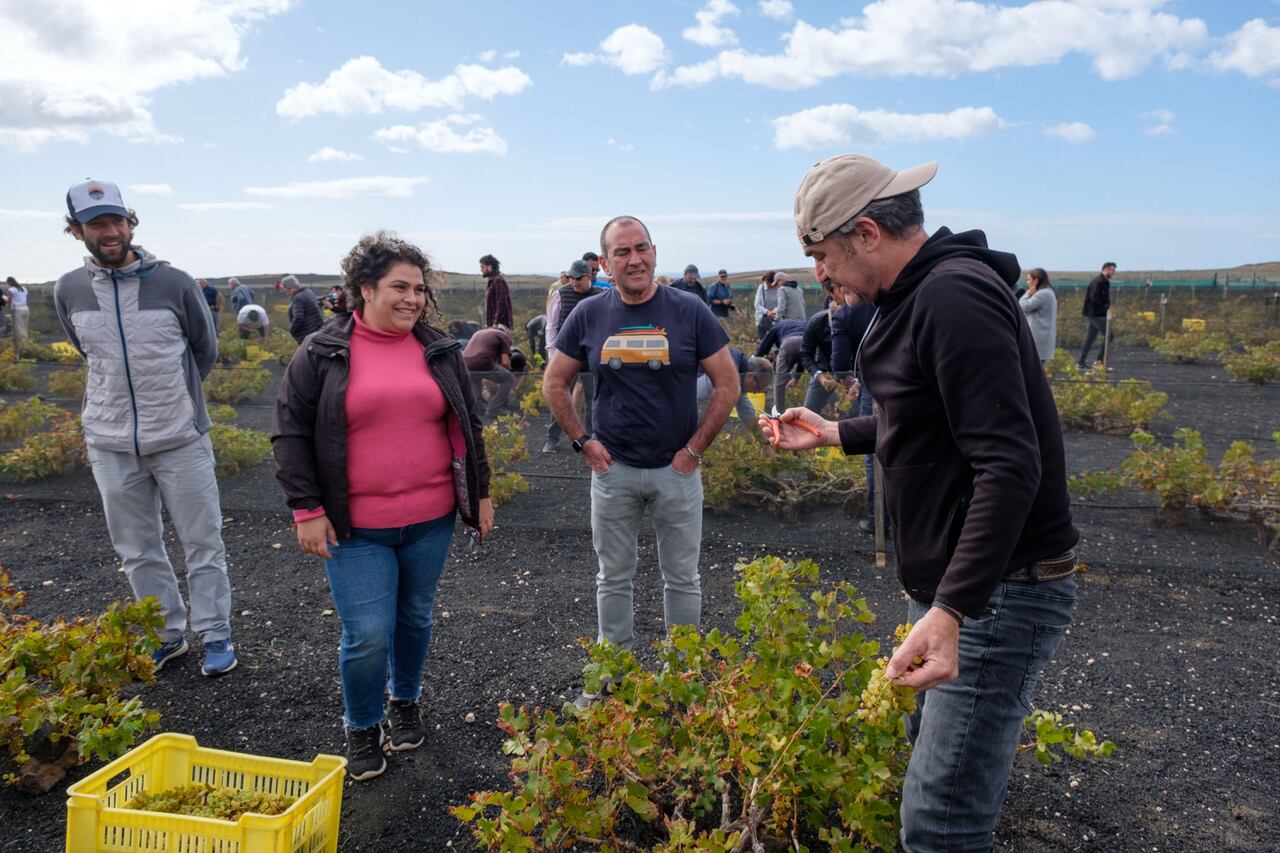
[{"left": 571, "top": 435, "right": 589, "bottom": 453}]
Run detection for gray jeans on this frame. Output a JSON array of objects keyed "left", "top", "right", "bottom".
[
  {"left": 87, "top": 434, "right": 232, "bottom": 643},
  {"left": 589, "top": 461, "right": 703, "bottom": 650},
  {"left": 773, "top": 336, "right": 804, "bottom": 411}
]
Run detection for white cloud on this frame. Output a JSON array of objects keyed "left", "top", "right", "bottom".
[
  {"left": 758, "top": 0, "right": 794, "bottom": 21},
  {"left": 178, "top": 202, "right": 275, "bottom": 212},
  {"left": 0, "top": 0, "right": 289, "bottom": 151},
  {"left": 276, "top": 57, "right": 532, "bottom": 118},
  {"left": 773, "top": 104, "right": 1006, "bottom": 149},
  {"left": 564, "top": 24, "right": 669, "bottom": 75},
  {"left": 1044, "top": 122, "right": 1097, "bottom": 144},
  {"left": 502, "top": 50, "right": 521, "bottom": 61},
  {"left": 654, "top": 0, "right": 1209, "bottom": 90},
  {"left": 372, "top": 114, "right": 508, "bottom": 155},
  {"left": 308, "top": 146, "right": 364, "bottom": 162},
  {"left": 0, "top": 209, "right": 60, "bottom": 221},
  {"left": 605, "top": 136, "right": 636, "bottom": 153},
  {"left": 129, "top": 183, "right": 174, "bottom": 196},
  {"left": 477, "top": 50, "right": 497, "bottom": 63},
  {"left": 684, "top": 0, "right": 740, "bottom": 48},
  {"left": 1210, "top": 19, "right": 1280, "bottom": 82},
  {"left": 1139, "top": 109, "right": 1175, "bottom": 137},
  {"left": 244, "top": 176, "right": 428, "bottom": 200}
]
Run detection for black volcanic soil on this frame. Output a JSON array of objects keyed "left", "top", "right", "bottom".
[{"left": 1, "top": 346, "right": 1276, "bottom": 852}]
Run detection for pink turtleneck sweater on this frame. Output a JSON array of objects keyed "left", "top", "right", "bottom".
[{"left": 293, "top": 311, "right": 455, "bottom": 529}]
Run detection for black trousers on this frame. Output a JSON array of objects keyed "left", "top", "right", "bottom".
[{"left": 1078, "top": 316, "right": 1110, "bottom": 366}]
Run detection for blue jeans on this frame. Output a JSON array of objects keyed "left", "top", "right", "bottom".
[
  {"left": 900, "top": 574, "right": 1077, "bottom": 852},
  {"left": 324, "top": 512, "right": 455, "bottom": 729}
]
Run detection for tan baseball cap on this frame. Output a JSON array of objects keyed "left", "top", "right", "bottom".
[{"left": 794, "top": 154, "right": 937, "bottom": 247}]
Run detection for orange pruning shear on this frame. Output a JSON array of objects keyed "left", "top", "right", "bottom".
[{"left": 764, "top": 406, "right": 823, "bottom": 446}]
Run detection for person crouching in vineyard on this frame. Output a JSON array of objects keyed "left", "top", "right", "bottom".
[{"left": 272, "top": 231, "right": 493, "bottom": 781}]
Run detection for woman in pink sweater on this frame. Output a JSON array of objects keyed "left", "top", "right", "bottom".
[{"left": 273, "top": 232, "right": 492, "bottom": 781}]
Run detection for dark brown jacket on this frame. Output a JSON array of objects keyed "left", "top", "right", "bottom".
[
  {"left": 272, "top": 313, "right": 490, "bottom": 539},
  {"left": 839, "top": 228, "right": 1078, "bottom": 617}
]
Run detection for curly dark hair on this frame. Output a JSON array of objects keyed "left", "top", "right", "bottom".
[
  {"left": 340, "top": 231, "right": 438, "bottom": 320},
  {"left": 63, "top": 210, "right": 140, "bottom": 235}
]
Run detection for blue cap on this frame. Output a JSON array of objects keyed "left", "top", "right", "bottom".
[{"left": 66, "top": 179, "right": 129, "bottom": 224}]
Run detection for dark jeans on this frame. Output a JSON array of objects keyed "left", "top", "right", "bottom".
[
  {"left": 901, "top": 574, "right": 1077, "bottom": 851},
  {"left": 1078, "top": 316, "right": 1110, "bottom": 366},
  {"left": 324, "top": 513, "right": 455, "bottom": 728}
]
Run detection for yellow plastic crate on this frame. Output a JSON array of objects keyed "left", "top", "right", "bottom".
[
  {"left": 1182, "top": 318, "right": 1206, "bottom": 332},
  {"left": 66, "top": 733, "right": 346, "bottom": 853},
  {"left": 1137, "top": 311, "right": 1156, "bottom": 322}
]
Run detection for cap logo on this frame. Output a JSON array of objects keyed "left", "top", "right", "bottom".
[{"left": 88, "top": 187, "right": 105, "bottom": 200}]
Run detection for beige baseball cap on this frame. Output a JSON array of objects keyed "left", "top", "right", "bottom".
[{"left": 794, "top": 154, "right": 937, "bottom": 247}]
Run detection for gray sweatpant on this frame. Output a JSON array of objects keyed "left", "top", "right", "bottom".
[
  {"left": 589, "top": 461, "right": 703, "bottom": 651},
  {"left": 87, "top": 434, "right": 232, "bottom": 643}
]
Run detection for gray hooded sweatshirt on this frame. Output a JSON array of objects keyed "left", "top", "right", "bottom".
[{"left": 54, "top": 247, "right": 218, "bottom": 456}]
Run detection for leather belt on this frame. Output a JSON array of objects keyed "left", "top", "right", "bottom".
[{"left": 1005, "top": 551, "right": 1076, "bottom": 583}]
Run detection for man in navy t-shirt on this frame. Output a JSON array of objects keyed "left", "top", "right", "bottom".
[{"left": 545, "top": 215, "right": 737, "bottom": 707}]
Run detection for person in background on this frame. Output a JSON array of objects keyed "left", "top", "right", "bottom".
[
  {"left": 227, "top": 277, "right": 254, "bottom": 313},
  {"left": 273, "top": 231, "right": 492, "bottom": 782},
  {"left": 55, "top": 178, "right": 235, "bottom": 678},
  {"left": 753, "top": 270, "right": 781, "bottom": 340},
  {"left": 6, "top": 277, "right": 29, "bottom": 343},
  {"left": 526, "top": 313, "right": 547, "bottom": 363},
  {"left": 479, "top": 253, "right": 512, "bottom": 328},
  {"left": 798, "top": 299, "right": 836, "bottom": 416},
  {"left": 582, "top": 251, "right": 610, "bottom": 288},
  {"left": 283, "top": 274, "right": 325, "bottom": 343},
  {"left": 773, "top": 153, "right": 1078, "bottom": 851},
  {"left": 826, "top": 279, "right": 878, "bottom": 534},
  {"left": 1019, "top": 268, "right": 1057, "bottom": 364},
  {"left": 237, "top": 303, "right": 270, "bottom": 339},
  {"left": 324, "top": 284, "right": 348, "bottom": 315},
  {"left": 777, "top": 274, "right": 807, "bottom": 321},
  {"left": 543, "top": 259, "right": 601, "bottom": 452},
  {"left": 462, "top": 323, "right": 516, "bottom": 423},
  {"left": 696, "top": 347, "right": 774, "bottom": 453},
  {"left": 707, "top": 269, "right": 736, "bottom": 322},
  {"left": 0, "top": 279, "right": 9, "bottom": 336},
  {"left": 754, "top": 317, "right": 806, "bottom": 411},
  {"left": 1078, "top": 262, "right": 1115, "bottom": 368},
  {"left": 198, "top": 278, "right": 223, "bottom": 334},
  {"left": 672, "top": 264, "right": 709, "bottom": 303}
]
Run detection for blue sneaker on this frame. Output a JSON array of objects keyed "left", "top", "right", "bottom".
[
  {"left": 201, "top": 639, "right": 238, "bottom": 677},
  {"left": 152, "top": 638, "right": 189, "bottom": 673}
]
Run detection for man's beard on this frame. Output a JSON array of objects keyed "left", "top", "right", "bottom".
[{"left": 88, "top": 237, "right": 133, "bottom": 268}]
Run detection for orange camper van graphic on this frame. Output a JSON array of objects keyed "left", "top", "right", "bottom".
[{"left": 600, "top": 326, "right": 670, "bottom": 370}]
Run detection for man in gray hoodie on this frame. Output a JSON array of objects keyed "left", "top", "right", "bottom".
[{"left": 54, "top": 180, "right": 236, "bottom": 677}]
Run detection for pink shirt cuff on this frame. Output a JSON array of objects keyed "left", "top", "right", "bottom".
[{"left": 292, "top": 506, "right": 327, "bottom": 523}]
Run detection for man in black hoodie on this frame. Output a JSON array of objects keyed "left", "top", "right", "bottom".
[
  {"left": 1078, "top": 261, "right": 1116, "bottom": 368},
  {"left": 766, "top": 154, "right": 1079, "bottom": 852}
]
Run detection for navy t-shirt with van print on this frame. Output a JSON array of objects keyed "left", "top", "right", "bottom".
[{"left": 554, "top": 285, "right": 729, "bottom": 468}]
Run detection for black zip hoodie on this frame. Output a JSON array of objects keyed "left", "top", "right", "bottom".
[
  {"left": 272, "top": 313, "right": 491, "bottom": 540},
  {"left": 839, "top": 228, "right": 1078, "bottom": 616}
]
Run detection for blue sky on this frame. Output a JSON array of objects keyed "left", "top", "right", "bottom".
[{"left": 2, "top": 0, "right": 1278, "bottom": 282}]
